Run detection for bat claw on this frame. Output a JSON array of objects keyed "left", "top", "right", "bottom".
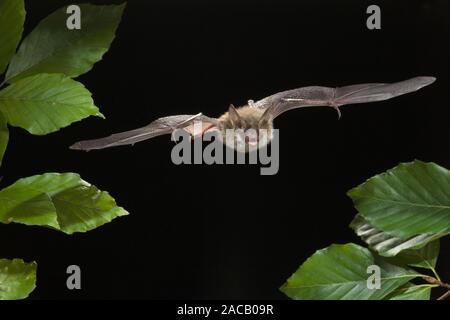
[
  {"left": 333, "top": 106, "right": 342, "bottom": 119},
  {"left": 170, "top": 129, "right": 178, "bottom": 142}
]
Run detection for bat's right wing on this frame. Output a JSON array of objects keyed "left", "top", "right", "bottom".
[
  {"left": 70, "top": 114, "right": 218, "bottom": 151},
  {"left": 254, "top": 76, "right": 436, "bottom": 119}
]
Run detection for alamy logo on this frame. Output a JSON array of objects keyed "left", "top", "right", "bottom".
[
  {"left": 66, "top": 265, "right": 81, "bottom": 290},
  {"left": 66, "top": 5, "right": 81, "bottom": 30},
  {"left": 367, "top": 265, "right": 381, "bottom": 290},
  {"left": 366, "top": 5, "right": 381, "bottom": 30},
  {"left": 170, "top": 121, "right": 280, "bottom": 175}
]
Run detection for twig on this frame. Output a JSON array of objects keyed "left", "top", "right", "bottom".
[
  {"left": 423, "top": 276, "right": 450, "bottom": 300},
  {"left": 438, "top": 290, "right": 450, "bottom": 300}
]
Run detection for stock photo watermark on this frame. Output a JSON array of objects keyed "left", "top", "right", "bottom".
[
  {"left": 170, "top": 122, "right": 280, "bottom": 175},
  {"left": 66, "top": 265, "right": 81, "bottom": 290},
  {"left": 66, "top": 5, "right": 81, "bottom": 30},
  {"left": 367, "top": 265, "right": 381, "bottom": 290},
  {"left": 366, "top": 4, "right": 381, "bottom": 30}
]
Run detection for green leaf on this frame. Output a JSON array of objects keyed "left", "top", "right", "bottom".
[
  {"left": 0, "top": 0, "right": 25, "bottom": 75},
  {"left": 5, "top": 3, "right": 126, "bottom": 83},
  {"left": 0, "top": 73, "right": 102, "bottom": 135},
  {"left": 385, "top": 283, "right": 434, "bottom": 300},
  {"left": 0, "top": 112, "right": 8, "bottom": 167},
  {"left": 0, "top": 259, "right": 36, "bottom": 300},
  {"left": 280, "top": 243, "right": 420, "bottom": 300},
  {"left": 0, "top": 172, "right": 129, "bottom": 234},
  {"left": 390, "top": 240, "right": 440, "bottom": 270},
  {"left": 350, "top": 214, "right": 444, "bottom": 258},
  {"left": 348, "top": 160, "right": 450, "bottom": 238}
]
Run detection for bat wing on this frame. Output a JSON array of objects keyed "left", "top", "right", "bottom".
[
  {"left": 254, "top": 76, "right": 436, "bottom": 119},
  {"left": 70, "top": 114, "right": 218, "bottom": 151}
]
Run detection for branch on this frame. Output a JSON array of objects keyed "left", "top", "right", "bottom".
[
  {"left": 437, "top": 290, "right": 450, "bottom": 301},
  {"left": 423, "top": 276, "right": 450, "bottom": 300}
]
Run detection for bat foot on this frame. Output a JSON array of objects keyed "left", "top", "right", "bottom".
[{"left": 332, "top": 106, "right": 342, "bottom": 119}]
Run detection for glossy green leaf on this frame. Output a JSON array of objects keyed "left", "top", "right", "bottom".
[
  {"left": 0, "top": 73, "right": 102, "bottom": 135},
  {"left": 280, "top": 243, "right": 420, "bottom": 300},
  {"left": 0, "top": 172, "right": 129, "bottom": 234},
  {"left": 390, "top": 240, "right": 440, "bottom": 270},
  {"left": 0, "top": 0, "right": 25, "bottom": 75},
  {"left": 0, "top": 112, "right": 8, "bottom": 167},
  {"left": 385, "top": 283, "right": 434, "bottom": 300},
  {"left": 350, "top": 214, "right": 444, "bottom": 258},
  {"left": 0, "top": 259, "right": 36, "bottom": 300},
  {"left": 5, "top": 3, "right": 126, "bottom": 83},
  {"left": 348, "top": 160, "right": 450, "bottom": 238}
]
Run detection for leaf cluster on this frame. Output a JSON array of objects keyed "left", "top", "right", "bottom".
[
  {"left": 0, "top": 0, "right": 127, "bottom": 299},
  {"left": 281, "top": 160, "right": 450, "bottom": 300}
]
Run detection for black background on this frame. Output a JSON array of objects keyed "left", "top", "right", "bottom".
[{"left": 0, "top": 0, "right": 449, "bottom": 299}]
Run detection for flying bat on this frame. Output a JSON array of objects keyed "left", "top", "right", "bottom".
[{"left": 70, "top": 76, "right": 436, "bottom": 152}]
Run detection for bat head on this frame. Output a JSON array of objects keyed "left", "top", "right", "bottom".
[{"left": 218, "top": 104, "right": 274, "bottom": 152}]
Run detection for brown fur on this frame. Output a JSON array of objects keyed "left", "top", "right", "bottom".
[{"left": 218, "top": 105, "right": 273, "bottom": 131}]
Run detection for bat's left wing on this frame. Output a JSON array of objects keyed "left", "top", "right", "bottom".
[
  {"left": 70, "top": 113, "right": 218, "bottom": 151},
  {"left": 254, "top": 76, "right": 436, "bottom": 119}
]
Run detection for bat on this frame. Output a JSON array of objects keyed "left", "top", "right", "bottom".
[{"left": 70, "top": 76, "right": 436, "bottom": 152}]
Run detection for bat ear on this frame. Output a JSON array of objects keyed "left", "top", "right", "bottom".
[
  {"left": 228, "top": 104, "right": 242, "bottom": 124},
  {"left": 258, "top": 104, "right": 274, "bottom": 125}
]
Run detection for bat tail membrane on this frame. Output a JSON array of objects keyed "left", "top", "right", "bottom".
[{"left": 334, "top": 76, "right": 436, "bottom": 106}]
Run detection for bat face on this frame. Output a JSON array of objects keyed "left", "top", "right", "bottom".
[{"left": 217, "top": 105, "right": 274, "bottom": 153}]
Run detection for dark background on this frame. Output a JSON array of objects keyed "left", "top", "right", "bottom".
[{"left": 0, "top": 0, "right": 448, "bottom": 299}]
